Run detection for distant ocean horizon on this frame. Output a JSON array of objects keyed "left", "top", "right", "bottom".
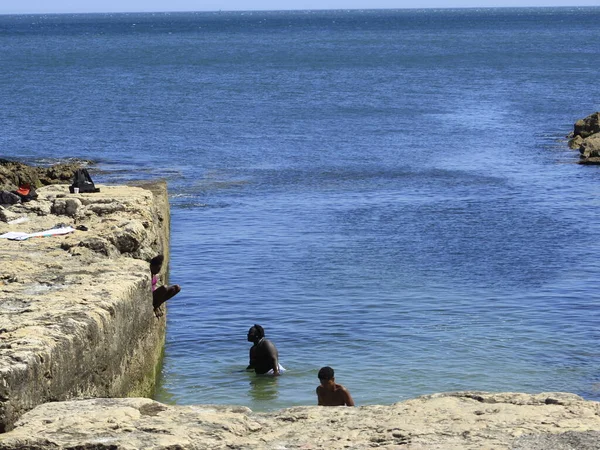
[
  {"left": 1, "top": 7, "right": 600, "bottom": 411},
  {"left": 1, "top": 4, "right": 599, "bottom": 15}
]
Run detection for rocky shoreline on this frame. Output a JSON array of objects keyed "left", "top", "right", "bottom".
[{"left": 0, "top": 391, "right": 599, "bottom": 449}]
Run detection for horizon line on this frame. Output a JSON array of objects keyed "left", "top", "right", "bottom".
[{"left": 1, "top": 4, "right": 599, "bottom": 16}]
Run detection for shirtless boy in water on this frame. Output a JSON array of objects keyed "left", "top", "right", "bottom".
[{"left": 316, "top": 366, "right": 355, "bottom": 406}]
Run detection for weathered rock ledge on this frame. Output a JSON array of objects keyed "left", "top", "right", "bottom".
[
  {"left": 0, "top": 182, "right": 171, "bottom": 432},
  {"left": 0, "top": 391, "right": 599, "bottom": 449}
]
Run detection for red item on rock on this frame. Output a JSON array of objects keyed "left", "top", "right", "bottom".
[{"left": 16, "top": 185, "right": 30, "bottom": 196}]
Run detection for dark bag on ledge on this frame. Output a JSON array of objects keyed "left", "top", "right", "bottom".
[{"left": 70, "top": 168, "right": 100, "bottom": 193}]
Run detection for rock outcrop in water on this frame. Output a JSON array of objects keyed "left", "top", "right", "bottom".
[
  {"left": 0, "top": 392, "right": 599, "bottom": 449},
  {"left": 568, "top": 112, "right": 600, "bottom": 164}
]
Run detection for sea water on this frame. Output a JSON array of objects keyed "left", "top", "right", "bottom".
[{"left": 1, "top": 7, "right": 600, "bottom": 411}]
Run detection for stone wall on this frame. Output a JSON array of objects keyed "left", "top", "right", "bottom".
[{"left": 0, "top": 182, "right": 171, "bottom": 432}]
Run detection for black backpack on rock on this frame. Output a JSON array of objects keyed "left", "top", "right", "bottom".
[
  {"left": 0, "top": 191, "right": 21, "bottom": 205},
  {"left": 70, "top": 168, "right": 100, "bottom": 193}
]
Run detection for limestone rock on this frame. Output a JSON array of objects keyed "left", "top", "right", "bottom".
[
  {"left": 0, "top": 159, "right": 92, "bottom": 191},
  {"left": 570, "top": 113, "right": 600, "bottom": 164},
  {"left": 37, "top": 161, "right": 91, "bottom": 185},
  {"left": 0, "top": 160, "right": 40, "bottom": 190},
  {"left": 51, "top": 198, "right": 83, "bottom": 217},
  {"left": 2, "top": 184, "right": 165, "bottom": 260},
  {"left": 14, "top": 200, "right": 52, "bottom": 217},
  {"left": 88, "top": 201, "right": 126, "bottom": 216},
  {"left": 110, "top": 220, "right": 148, "bottom": 257},
  {"left": 574, "top": 112, "right": 600, "bottom": 139},
  {"left": 578, "top": 157, "right": 600, "bottom": 165},
  {"left": 0, "top": 207, "right": 19, "bottom": 223},
  {"left": 579, "top": 134, "right": 600, "bottom": 159},
  {"left": 1, "top": 392, "right": 600, "bottom": 449},
  {"left": 514, "top": 431, "right": 600, "bottom": 449},
  {"left": 568, "top": 135, "right": 584, "bottom": 149},
  {"left": 77, "top": 236, "right": 119, "bottom": 257},
  {"left": 0, "top": 182, "right": 171, "bottom": 432}
]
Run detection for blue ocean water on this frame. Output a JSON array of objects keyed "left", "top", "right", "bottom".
[{"left": 1, "top": 7, "right": 600, "bottom": 411}]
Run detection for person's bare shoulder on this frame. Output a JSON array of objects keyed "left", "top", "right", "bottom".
[
  {"left": 337, "top": 384, "right": 355, "bottom": 406},
  {"left": 264, "top": 339, "right": 278, "bottom": 350}
]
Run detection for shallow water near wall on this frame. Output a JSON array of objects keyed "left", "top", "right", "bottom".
[{"left": 2, "top": 7, "right": 600, "bottom": 411}]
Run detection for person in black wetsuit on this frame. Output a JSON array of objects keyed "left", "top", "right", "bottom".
[{"left": 246, "top": 324, "right": 282, "bottom": 376}]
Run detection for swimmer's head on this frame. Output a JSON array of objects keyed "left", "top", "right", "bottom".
[
  {"left": 247, "top": 324, "right": 265, "bottom": 342},
  {"left": 318, "top": 366, "right": 335, "bottom": 382}
]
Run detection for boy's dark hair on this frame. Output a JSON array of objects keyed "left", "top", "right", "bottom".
[
  {"left": 150, "top": 255, "right": 164, "bottom": 275},
  {"left": 318, "top": 366, "right": 334, "bottom": 380},
  {"left": 150, "top": 254, "right": 164, "bottom": 267},
  {"left": 252, "top": 324, "right": 265, "bottom": 339}
]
